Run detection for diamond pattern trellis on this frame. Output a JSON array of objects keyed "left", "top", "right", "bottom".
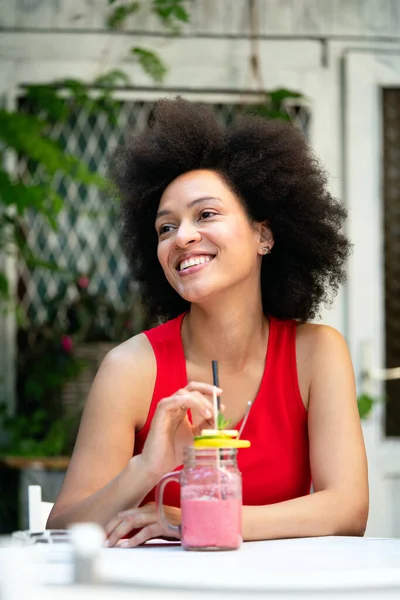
[
  {"left": 16, "top": 94, "right": 310, "bottom": 325},
  {"left": 16, "top": 98, "right": 156, "bottom": 324}
]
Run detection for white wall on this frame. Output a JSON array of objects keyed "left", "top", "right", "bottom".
[{"left": 1, "top": 0, "right": 400, "bottom": 37}]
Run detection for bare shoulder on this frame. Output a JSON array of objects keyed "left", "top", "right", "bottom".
[
  {"left": 296, "top": 322, "right": 355, "bottom": 397},
  {"left": 296, "top": 321, "right": 349, "bottom": 359},
  {"left": 85, "top": 332, "right": 157, "bottom": 429},
  {"left": 295, "top": 323, "right": 352, "bottom": 409},
  {"left": 102, "top": 332, "right": 156, "bottom": 377}
]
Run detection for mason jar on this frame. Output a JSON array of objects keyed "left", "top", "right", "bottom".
[{"left": 156, "top": 446, "right": 242, "bottom": 551}]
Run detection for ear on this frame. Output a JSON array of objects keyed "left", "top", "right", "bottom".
[{"left": 257, "top": 222, "right": 274, "bottom": 256}]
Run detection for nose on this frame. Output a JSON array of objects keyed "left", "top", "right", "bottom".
[{"left": 175, "top": 219, "right": 201, "bottom": 248}]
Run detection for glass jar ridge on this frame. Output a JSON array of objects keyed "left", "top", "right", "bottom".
[{"left": 183, "top": 446, "right": 238, "bottom": 468}]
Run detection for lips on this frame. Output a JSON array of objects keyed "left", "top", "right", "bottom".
[{"left": 176, "top": 254, "right": 215, "bottom": 272}]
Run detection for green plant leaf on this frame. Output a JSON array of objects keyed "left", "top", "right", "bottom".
[
  {"left": 94, "top": 69, "right": 131, "bottom": 88},
  {"left": 107, "top": 2, "right": 140, "bottom": 29},
  {"left": 24, "top": 85, "right": 69, "bottom": 122},
  {"left": 55, "top": 78, "right": 90, "bottom": 108},
  {"left": 243, "top": 88, "right": 305, "bottom": 123},
  {"left": 245, "top": 104, "right": 291, "bottom": 122},
  {"left": 268, "top": 88, "right": 303, "bottom": 106},
  {"left": 173, "top": 4, "right": 189, "bottom": 22},
  {"left": 152, "top": 0, "right": 189, "bottom": 30},
  {"left": 357, "top": 393, "right": 374, "bottom": 419},
  {"left": 0, "top": 171, "right": 58, "bottom": 217},
  {"left": 217, "top": 412, "right": 231, "bottom": 430},
  {"left": 131, "top": 47, "right": 167, "bottom": 83}
]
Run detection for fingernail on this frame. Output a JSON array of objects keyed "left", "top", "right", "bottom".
[
  {"left": 205, "top": 409, "right": 212, "bottom": 418},
  {"left": 121, "top": 541, "right": 130, "bottom": 548},
  {"left": 104, "top": 540, "right": 110, "bottom": 547}
]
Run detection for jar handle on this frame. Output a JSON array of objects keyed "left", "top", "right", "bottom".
[{"left": 156, "top": 472, "right": 181, "bottom": 538}]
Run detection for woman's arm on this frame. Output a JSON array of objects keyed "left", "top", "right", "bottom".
[
  {"left": 48, "top": 334, "right": 219, "bottom": 530},
  {"left": 47, "top": 334, "right": 157, "bottom": 529},
  {"left": 243, "top": 324, "right": 369, "bottom": 540}
]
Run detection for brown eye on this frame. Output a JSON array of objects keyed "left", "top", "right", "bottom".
[
  {"left": 159, "top": 224, "right": 174, "bottom": 235},
  {"left": 199, "top": 211, "right": 216, "bottom": 220}
]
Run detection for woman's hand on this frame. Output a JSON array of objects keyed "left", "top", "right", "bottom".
[
  {"left": 138, "top": 381, "right": 223, "bottom": 479},
  {"left": 105, "top": 502, "right": 181, "bottom": 548}
]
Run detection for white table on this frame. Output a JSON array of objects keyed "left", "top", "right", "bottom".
[{"left": 2, "top": 536, "right": 400, "bottom": 599}]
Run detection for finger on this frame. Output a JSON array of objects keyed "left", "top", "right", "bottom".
[
  {"left": 107, "top": 521, "right": 142, "bottom": 548},
  {"left": 120, "top": 523, "right": 166, "bottom": 548},
  {"left": 192, "top": 401, "right": 228, "bottom": 436},
  {"left": 193, "top": 418, "right": 213, "bottom": 436},
  {"left": 191, "top": 390, "right": 217, "bottom": 417},
  {"left": 193, "top": 416, "right": 216, "bottom": 436},
  {"left": 190, "top": 392, "right": 225, "bottom": 411},
  {"left": 181, "top": 385, "right": 222, "bottom": 404},
  {"left": 106, "top": 509, "right": 156, "bottom": 547},
  {"left": 105, "top": 505, "right": 153, "bottom": 539},
  {"left": 185, "top": 381, "right": 223, "bottom": 396},
  {"left": 159, "top": 393, "right": 213, "bottom": 420},
  {"left": 175, "top": 388, "right": 190, "bottom": 397},
  {"left": 106, "top": 520, "right": 137, "bottom": 548},
  {"left": 104, "top": 515, "right": 123, "bottom": 538}
]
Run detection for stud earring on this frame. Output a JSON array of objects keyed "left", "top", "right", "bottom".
[{"left": 261, "top": 246, "right": 270, "bottom": 255}]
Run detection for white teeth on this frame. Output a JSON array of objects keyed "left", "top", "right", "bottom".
[{"left": 179, "top": 255, "right": 213, "bottom": 271}]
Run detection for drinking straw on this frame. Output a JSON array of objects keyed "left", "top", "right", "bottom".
[
  {"left": 237, "top": 400, "right": 252, "bottom": 438},
  {"left": 212, "top": 386, "right": 219, "bottom": 431},
  {"left": 211, "top": 360, "right": 222, "bottom": 486},
  {"left": 212, "top": 360, "right": 220, "bottom": 411}
]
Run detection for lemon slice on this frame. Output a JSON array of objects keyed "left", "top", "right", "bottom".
[
  {"left": 200, "top": 429, "right": 239, "bottom": 438},
  {"left": 193, "top": 438, "right": 251, "bottom": 448}
]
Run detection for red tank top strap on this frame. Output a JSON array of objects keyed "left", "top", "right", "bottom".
[
  {"left": 134, "top": 313, "right": 187, "bottom": 450},
  {"left": 239, "top": 316, "right": 305, "bottom": 433},
  {"left": 269, "top": 316, "right": 305, "bottom": 419}
]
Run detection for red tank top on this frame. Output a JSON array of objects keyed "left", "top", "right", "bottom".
[{"left": 135, "top": 313, "right": 311, "bottom": 507}]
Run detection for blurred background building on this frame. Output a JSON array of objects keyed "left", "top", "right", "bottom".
[{"left": 0, "top": 0, "right": 399, "bottom": 537}]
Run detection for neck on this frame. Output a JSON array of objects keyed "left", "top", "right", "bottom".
[{"left": 182, "top": 285, "right": 268, "bottom": 370}]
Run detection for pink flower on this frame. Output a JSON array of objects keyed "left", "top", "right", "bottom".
[
  {"left": 61, "top": 335, "right": 73, "bottom": 354},
  {"left": 77, "top": 276, "right": 89, "bottom": 289}
]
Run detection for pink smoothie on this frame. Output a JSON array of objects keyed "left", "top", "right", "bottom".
[{"left": 181, "top": 497, "right": 242, "bottom": 550}]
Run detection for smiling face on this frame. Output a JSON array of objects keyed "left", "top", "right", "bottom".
[{"left": 155, "top": 170, "right": 273, "bottom": 306}]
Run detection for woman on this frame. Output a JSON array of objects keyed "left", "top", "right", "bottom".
[{"left": 48, "top": 97, "right": 368, "bottom": 546}]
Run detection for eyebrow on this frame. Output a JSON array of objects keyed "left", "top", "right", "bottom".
[{"left": 155, "top": 196, "right": 222, "bottom": 221}]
